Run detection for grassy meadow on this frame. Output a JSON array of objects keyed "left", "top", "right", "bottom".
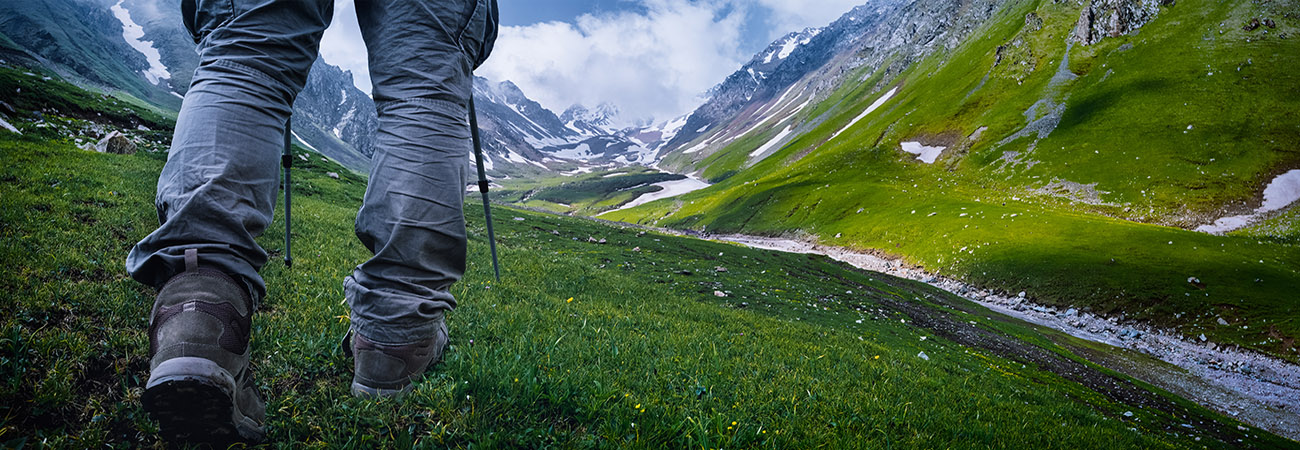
[{"left": 1, "top": 102, "right": 1296, "bottom": 447}]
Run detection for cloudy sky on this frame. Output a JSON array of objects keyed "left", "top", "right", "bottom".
[{"left": 320, "top": 0, "right": 866, "bottom": 122}]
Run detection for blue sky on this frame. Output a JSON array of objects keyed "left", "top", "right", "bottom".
[{"left": 321, "top": 0, "right": 868, "bottom": 122}]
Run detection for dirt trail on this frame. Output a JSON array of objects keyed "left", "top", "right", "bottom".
[{"left": 714, "top": 234, "right": 1300, "bottom": 442}]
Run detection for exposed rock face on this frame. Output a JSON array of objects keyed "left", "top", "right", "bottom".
[
  {"left": 1072, "top": 0, "right": 1168, "bottom": 45},
  {"left": 95, "top": 131, "right": 136, "bottom": 154},
  {"left": 661, "top": 0, "right": 1014, "bottom": 165},
  {"left": 295, "top": 58, "right": 378, "bottom": 158}
]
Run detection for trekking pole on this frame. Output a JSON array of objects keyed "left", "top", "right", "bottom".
[
  {"left": 282, "top": 117, "right": 293, "bottom": 269},
  {"left": 468, "top": 95, "right": 501, "bottom": 281}
]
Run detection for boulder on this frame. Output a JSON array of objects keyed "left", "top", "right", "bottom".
[
  {"left": 1073, "top": 0, "right": 1165, "bottom": 45},
  {"left": 95, "top": 131, "right": 136, "bottom": 154}
]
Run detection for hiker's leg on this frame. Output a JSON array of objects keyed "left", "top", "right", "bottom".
[
  {"left": 126, "top": 0, "right": 333, "bottom": 301},
  {"left": 346, "top": 0, "right": 497, "bottom": 345}
]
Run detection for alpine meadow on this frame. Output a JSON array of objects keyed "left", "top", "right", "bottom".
[{"left": 1, "top": 0, "right": 1298, "bottom": 447}]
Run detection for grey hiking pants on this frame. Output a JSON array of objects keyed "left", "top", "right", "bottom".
[{"left": 126, "top": 0, "right": 498, "bottom": 345}]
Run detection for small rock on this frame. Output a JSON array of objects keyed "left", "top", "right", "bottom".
[
  {"left": 917, "top": 352, "right": 929, "bottom": 361},
  {"left": 714, "top": 290, "right": 727, "bottom": 297},
  {"left": 632, "top": 247, "right": 641, "bottom": 252},
  {"left": 299, "top": 154, "right": 309, "bottom": 162},
  {"left": 512, "top": 217, "right": 525, "bottom": 221},
  {"left": 1123, "top": 411, "right": 1134, "bottom": 417},
  {"left": 587, "top": 237, "right": 598, "bottom": 243},
  {"left": 327, "top": 172, "right": 340, "bottom": 179},
  {"left": 1217, "top": 317, "right": 1229, "bottom": 325},
  {"left": 1199, "top": 334, "right": 1207, "bottom": 342},
  {"left": 598, "top": 238, "right": 607, "bottom": 244},
  {"left": 1064, "top": 308, "right": 1078, "bottom": 317},
  {"left": 95, "top": 131, "right": 136, "bottom": 154},
  {"left": 1018, "top": 291, "right": 1026, "bottom": 298},
  {"left": 715, "top": 266, "right": 728, "bottom": 273}
]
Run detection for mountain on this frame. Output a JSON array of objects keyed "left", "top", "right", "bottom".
[
  {"left": 0, "top": 0, "right": 182, "bottom": 110},
  {"left": 604, "top": 0, "right": 1300, "bottom": 363},
  {"left": 0, "top": 0, "right": 674, "bottom": 178},
  {"left": 560, "top": 103, "right": 621, "bottom": 136},
  {"left": 469, "top": 77, "right": 692, "bottom": 177},
  {"left": 289, "top": 58, "right": 377, "bottom": 171}
]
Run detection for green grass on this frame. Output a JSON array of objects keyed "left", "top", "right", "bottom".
[
  {"left": 5, "top": 121, "right": 1297, "bottom": 447},
  {"left": 0, "top": 65, "right": 174, "bottom": 130},
  {"left": 492, "top": 168, "right": 685, "bottom": 216},
  {"left": 608, "top": 0, "right": 1300, "bottom": 361},
  {"left": 2, "top": 11, "right": 1298, "bottom": 447}
]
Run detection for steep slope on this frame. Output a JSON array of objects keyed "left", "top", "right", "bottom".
[
  {"left": 0, "top": 0, "right": 182, "bottom": 110},
  {"left": 606, "top": 0, "right": 1300, "bottom": 361}
]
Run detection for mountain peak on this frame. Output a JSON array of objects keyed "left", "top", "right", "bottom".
[{"left": 561, "top": 102, "right": 622, "bottom": 135}]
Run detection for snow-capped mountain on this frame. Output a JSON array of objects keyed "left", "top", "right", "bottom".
[
  {"left": 469, "top": 78, "right": 685, "bottom": 174},
  {"left": 657, "top": 0, "right": 1033, "bottom": 172},
  {"left": 2, "top": 0, "right": 765, "bottom": 179},
  {"left": 560, "top": 103, "right": 622, "bottom": 136}
]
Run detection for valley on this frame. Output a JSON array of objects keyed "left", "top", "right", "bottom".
[{"left": 1, "top": 0, "right": 1297, "bottom": 446}]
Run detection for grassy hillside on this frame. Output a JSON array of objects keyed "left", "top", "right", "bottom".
[
  {"left": 605, "top": 0, "right": 1300, "bottom": 361},
  {"left": 7, "top": 131, "right": 1300, "bottom": 449},
  {"left": 493, "top": 168, "right": 687, "bottom": 216},
  {"left": 3, "top": 74, "right": 1296, "bottom": 447}
]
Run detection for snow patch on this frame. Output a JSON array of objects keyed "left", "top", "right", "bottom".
[
  {"left": 776, "top": 36, "right": 803, "bottom": 60},
  {"left": 561, "top": 166, "right": 593, "bottom": 176},
  {"left": 1198, "top": 169, "right": 1300, "bottom": 234},
  {"left": 682, "top": 141, "right": 709, "bottom": 154},
  {"left": 1260, "top": 169, "right": 1300, "bottom": 211},
  {"left": 110, "top": 0, "right": 170, "bottom": 85},
  {"left": 749, "top": 124, "right": 795, "bottom": 158},
  {"left": 290, "top": 131, "right": 317, "bottom": 151},
  {"left": 0, "top": 116, "right": 20, "bottom": 134},
  {"left": 551, "top": 143, "right": 595, "bottom": 160},
  {"left": 831, "top": 88, "right": 897, "bottom": 141},
  {"left": 605, "top": 175, "right": 711, "bottom": 212},
  {"left": 468, "top": 152, "right": 494, "bottom": 171},
  {"left": 900, "top": 142, "right": 945, "bottom": 164},
  {"left": 170, "top": 91, "right": 184, "bottom": 100}
]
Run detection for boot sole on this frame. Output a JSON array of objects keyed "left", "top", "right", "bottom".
[
  {"left": 143, "top": 357, "right": 264, "bottom": 443},
  {"left": 350, "top": 380, "right": 415, "bottom": 399}
]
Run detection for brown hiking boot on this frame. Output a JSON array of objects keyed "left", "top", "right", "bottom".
[
  {"left": 344, "top": 320, "right": 448, "bottom": 398},
  {"left": 141, "top": 249, "right": 265, "bottom": 444}
]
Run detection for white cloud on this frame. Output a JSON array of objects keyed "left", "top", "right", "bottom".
[
  {"left": 478, "top": 0, "right": 749, "bottom": 122},
  {"left": 319, "top": 0, "right": 371, "bottom": 92},
  {"left": 317, "top": 0, "right": 868, "bottom": 120}
]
